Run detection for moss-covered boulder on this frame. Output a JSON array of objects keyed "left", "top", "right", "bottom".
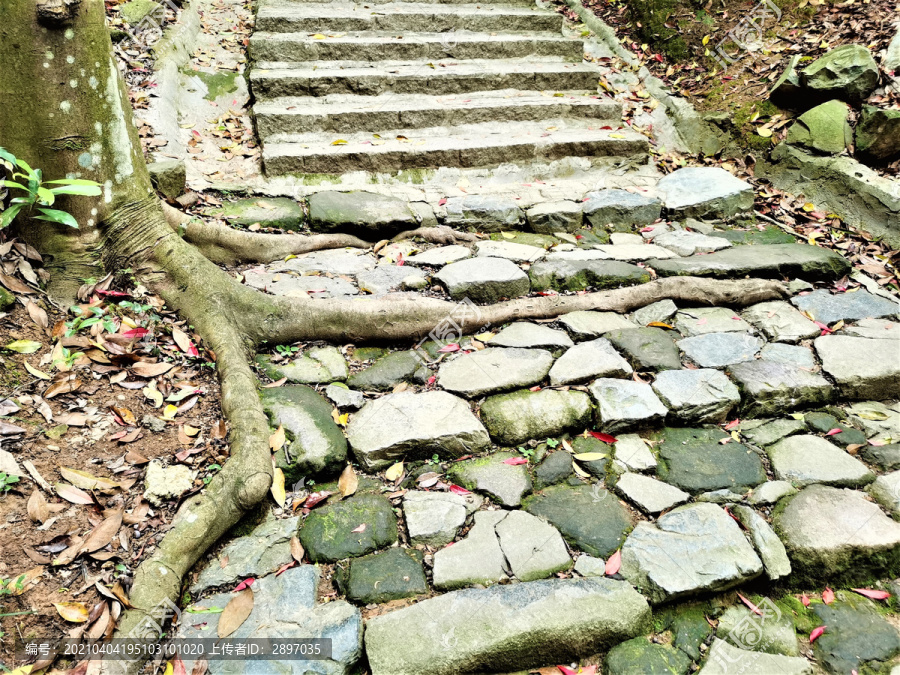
[
  {"left": 338, "top": 547, "right": 427, "bottom": 604},
  {"left": 260, "top": 385, "right": 348, "bottom": 482},
  {"left": 214, "top": 197, "right": 305, "bottom": 231},
  {"left": 479, "top": 389, "right": 592, "bottom": 446},
  {"left": 856, "top": 105, "right": 900, "bottom": 165},
  {"left": 448, "top": 452, "right": 532, "bottom": 507},
  {"left": 308, "top": 190, "right": 417, "bottom": 236},
  {"left": 119, "top": 0, "right": 162, "bottom": 25},
  {"left": 606, "top": 637, "right": 692, "bottom": 675},
  {"left": 801, "top": 44, "right": 879, "bottom": 103},
  {"left": 0, "top": 286, "right": 13, "bottom": 311},
  {"left": 811, "top": 592, "right": 900, "bottom": 674},
  {"left": 147, "top": 159, "right": 186, "bottom": 201},
  {"left": 346, "top": 351, "right": 430, "bottom": 392},
  {"left": 299, "top": 493, "right": 398, "bottom": 562},
  {"left": 257, "top": 346, "right": 348, "bottom": 384},
  {"left": 785, "top": 100, "right": 852, "bottom": 156}
]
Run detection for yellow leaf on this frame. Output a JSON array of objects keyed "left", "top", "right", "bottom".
[
  {"left": 574, "top": 452, "right": 607, "bottom": 461},
  {"left": 312, "top": 33, "right": 327, "bottom": 39},
  {"left": 790, "top": 413, "right": 806, "bottom": 420},
  {"left": 162, "top": 404, "right": 178, "bottom": 421},
  {"left": 55, "top": 601, "right": 89, "bottom": 623},
  {"left": 501, "top": 232, "right": 516, "bottom": 239},
  {"left": 8, "top": 666, "right": 33, "bottom": 675},
  {"left": 572, "top": 462, "right": 591, "bottom": 478},
  {"left": 331, "top": 410, "right": 349, "bottom": 427},
  {"left": 24, "top": 361, "right": 51, "bottom": 380},
  {"left": 802, "top": 202, "right": 816, "bottom": 212},
  {"left": 609, "top": 133, "right": 625, "bottom": 138},
  {"left": 271, "top": 467, "right": 286, "bottom": 507},
  {"left": 338, "top": 464, "right": 358, "bottom": 499},
  {"left": 731, "top": 430, "right": 741, "bottom": 442},
  {"left": 143, "top": 382, "right": 164, "bottom": 408},
  {"left": 832, "top": 320, "right": 844, "bottom": 331},
  {"left": 385, "top": 462, "right": 404, "bottom": 482},
  {"left": 475, "top": 332, "right": 496, "bottom": 342},
  {"left": 757, "top": 128, "right": 773, "bottom": 138},
  {"left": 702, "top": 34, "right": 710, "bottom": 45},
  {"left": 269, "top": 425, "right": 286, "bottom": 452},
  {"left": 162, "top": 663, "right": 174, "bottom": 675},
  {"left": 647, "top": 321, "right": 674, "bottom": 329},
  {"left": 331, "top": 139, "right": 348, "bottom": 146},
  {"left": 183, "top": 424, "right": 200, "bottom": 437}
]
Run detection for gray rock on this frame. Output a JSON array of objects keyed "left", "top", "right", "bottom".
[
  {"left": 620, "top": 503, "right": 763, "bottom": 604},
  {"left": 632, "top": 299, "right": 678, "bottom": 326},
  {"left": 791, "top": 289, "right": 899, "bottom": 325},
  {"left": 656, "top": 167, "right": 754, "bottom": 219},
  {"left": 191, "top": 516, "right": 299, "bottom": 593},
  {"left": 846, "top": 400, "right": 900, "bottom": 438},
  {"left": 749, "top": 480, "right": 798, "bottom": 505},
  {"left": 479, "top": 388, "right": 592, "bottom": 446},
  {"left": 653, "top": 229, "right": 732, "bottom": 256},
  {"left": 863, "top": 444, "right": 900, "bottom": 470},
  {"left": 815, "top": 335, "right": 900, "bottom": 399},
  {"left": 178, "top": 566, "right": 361, "bottom": 675},
  {"left": 770, "top": 54, "right": 804, "bottom": 105},
  {"left": 524, "top": 483, "right": 634, "bottom": 558},
  {"left": 869, "top": 471, "right": 900, "bottom": 517},
  {"left": 299, "top": 493, "right": 398, "bottom": 562},
  {"left": 308, "top": 191, "right": 417, "bottom": 235},
  {"left": 244, "top": 271, "right": 359, "bottom": 298},
  {"left": 775, "top": 485, "right": 900, "bottom": 583},
  {"left": 364, "top": 577, "right": 650, "bottom": 675},
  {"left": 356, "top": 265, "right": 427, "bottom": 295},
  {"left": 475, "top": 240, "right": 545, "bottom": 263},
  {"left": 649, "top": 244, "right": 851, "bottom": 281},
  {"left": 261, "top": 385, "right": 349, "bottom": 481},
  {"left": 812, "top": 592, "right": 900, "bottom": 674},
  {"left": 347, "top": 350, "right": 430, "bottom": 392},
  {"left": 845, "top": 318, "right": 900, "bottom": 340},
  {"left": 743, "top": 301, "right": 821, "bottom": 342},
  {"left": 437, "top": 347, "right": 554, "bottom": 397},
  {"left": 727, "top": 360, "right": 834, "bottom": 417},
  {"left": 404, "top": 245, "right": 472, "bottom": 266},
  {"left": 216, "top": 196, "right": 305, "bottom": 231},
  {"left": 488, "top": 322, "right": 573, "bottom": 349},
  {"left": 324, "top": 384, "right": 365, "bottom": 411},
  {"left": 529, "top": 257, "right": 650, "bottom": 292},
  {"left": 526, "top": 200, "right": 583, "bottom": 234},
  {"left": 559, "top": 310, "right": 638, "bottom": 339},
  {"left": 652, "top": 368, "right": 741, "bottom": 423},
  {"left": 347, "top": 391, "right": 490, "bottom": 471},
  {"left": 259, "top": 346, "right": 349, "bottom": 384},
  {"left": 403, "top": 491, "right": 470, "bottom": 547},
  {"left": 615, "top": 472, "right": 689, "bottom": 514},
  {"left": 731, "top": 505, "right": 791, "bottom": 580},
  {"left": 147, "top": 159, "right": 186, "bottom": 202},
  {"left": 717, "top": 605, "right": 800, "bottom": 656},
  {"left": 594, "top": 243, "right": 679, "bottom": 261},
  {"left": 856, "top": 105, "right": 900, "bottom": 164},
  {"left": 656, "top": 428, "right": 766, "bottom": 494},
  {"left": 143, "top": 461, "right": 194, "bottom": 506},
  {"left": 431, "top": 510, "right": 508, "bottom": 589},
  {"left": 697, "top": 488, "right": 748, "bottom": 503},
  {"left": 495, "top": 510, "right": 572, "bottom": 581},
  {"left": 610, "top": 233, "right": 646, "bottom": 246},
  {"left": 744, "top": 418, "right": 807, "bottom": 447},
  {"left": 448, "top": 452, "right": 532, "bottom": 507},
  {"left": 674, "top": 307, "right": 753, "bottom": 337},
  {"left": 759, "top": 343, "right": 816, "bottom": 369},
  {"left": 699, "top": 639, "right": 812, "bottom": 675},
  {"left": 444, "top": 194, "right": 524, "bottom": 231},
  {"left": 534, "top": 450, "right": 574, "bottom": 488},
  {"left": 768, "top": 435, "right": 874, "bottom": 487},
  {"left": 802, "top": 44, "right": 880, "bottom": 103},
  {"left": 435, "top": 257, "right": 530, "bottom": 303},
  {"left": 614, "top": 434, "right": 658, "bottom": 472},
  {"left": 786, "top": 100, "right": 853, "bottom": 155},
  {"left": 582, "top": 189, "right": 662, "bottom": 230},
  {"left": 574, "top": 554, "right": 606, "bottom": 577},
  {"left": 341, "top": 547, "right": 427, "bottom": 604},
  {"left": 590, "top": 378, "right": 668, "bottom": 433},
  {"left": 281, "top": 249, "right": 377, "bottom": 276},
  {"left": 606, "top": 637, "right": 692, "bottom": 675},
  {"left": 677, "top": 332, "right": 763, "bottom": 368},
  {"left": 605, "top": 327, "right": 682, "bottom": 371},
  {"left": 549, "top": 338, "right": 633, "bottom": 385}
]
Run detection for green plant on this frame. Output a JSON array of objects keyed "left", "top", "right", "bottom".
[
  {"left": 518, "top": 446, "right": 534, "bottom": 459},
  {"left": 0, "top": 473, "right": 19, "bottom": 494},
  {"left": 275, "top": 344, "right": 299, "bottom": 356},
  {"left": 0, "top": 148, "right": 102, "bottom": 229}
]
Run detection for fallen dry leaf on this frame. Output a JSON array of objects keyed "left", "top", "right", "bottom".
[
  {"left": 217, "top": 590, "right": 254, "bottom": 638},
  {"left": 55, "top": 601, "right": 90, "bottom": 623},
  {"left": 338, "top": 464, "right": 358, "bottom": 499}
]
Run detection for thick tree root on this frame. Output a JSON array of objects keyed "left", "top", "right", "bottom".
[
  {"left": 392, "top": 225, "right": 481, "bottom": 245},
  {"left": 162, "top": 202, "right": 369, "bottom": 265},
  {"left": 253, "top": 277, "right": 788, "bottom": 344}
]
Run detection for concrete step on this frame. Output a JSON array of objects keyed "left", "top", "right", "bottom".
[
  {"left": 251, "top": 59, "right": 601, "bottom": 98},
  {"left": 249, "top": 31, "right": 585, "bottom": 63},
  {"left": 261, "top": 119, "right": 648, "bottom": 174},
  {"left": 254, "top": 90, "right": 622, "bottom": 136},
  {"left": 256, "top": 2, "right": 562, "bottom": 33}
]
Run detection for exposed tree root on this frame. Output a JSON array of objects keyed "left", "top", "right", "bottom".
[
  {"left": 162, "top": 201, "right": 369, "bottom": 265},
  {"left": 393, "top": 225, "right": 481, "bottom": 244}
]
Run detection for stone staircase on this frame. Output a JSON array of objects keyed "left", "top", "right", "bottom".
[{"left": 248, "top": 0, "right": 649, "bottom": 184}]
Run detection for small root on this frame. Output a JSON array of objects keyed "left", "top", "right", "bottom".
[{"left": 393, "top": 226, "right": 481, "bottom": 245}]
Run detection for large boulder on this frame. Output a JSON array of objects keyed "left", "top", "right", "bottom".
[
  {"left": 434, "top": 257, "right": 530, "bottom": 303},
  {"left": 814, "top": 335, "right": 900, "bottom": 399},
  {"left": 364, "top": 578, "right": 651, "bottom": 675},
  {"left": 298, "top": 494, "right": 398, "bottom": 562},
  {"left": 308, "top": 191, "right": 418, "bottom": 236},
  {"left": 801, "top": 44, "right": 879, "bottom": 103},
  {"left": 655, "top": 167, "right": 754, "bottom": 219},
  {"left": 347, "top": 391, "right": 490, "bottom": 471},
  {"left": 479, "top": 389, "right": 592, "bottom": 446},
  {"left": 785, "top": 100, "right": 852, "bottom": 155},
  {"left": 856, "top": 105, "right": 900, "bottom": 165}
]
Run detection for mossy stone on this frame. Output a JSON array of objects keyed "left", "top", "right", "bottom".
[
  {"left": 120, "top": 0, "right": 161, "bottom": 24},
  {"left": 534, "top": 451, "right": 573, "bottom": 488},
  {"left": 812, "top": 593, "right": 900, "bottom": 674},
  {"left": 488, "top": 231, "right": 559, "bottom": 248},
  {"left": 707, "top": 227, "right": 795, "bottom": 246},
  {"left": 340, "top": 548, "right": 427, "bottom": 604},
  {"left": 0, "top": 287, "right": 14, "bottom": 311},
  {"left": 856, "top": 105, "right": 900, "bottom": 165},
  {"left": 785, "top": 100, "right": 852, "bottom": 156},
  {"left": 606, "top": 637, "right": 691, "bottom": 675},
  {"left": 572, "top": 435, "right": 612, "bottom": 477},
  {"left": 655, "top": 428, "right": 766, "bottom": 494},
  {"left": 216, "top": 197, "right": 305, "bottom": 231},
  {"left": 346, "top": 351, "right": 430, "bottom": 392},
  {"left": 298, "top": 493, "right": 398, "bottom": 562}
]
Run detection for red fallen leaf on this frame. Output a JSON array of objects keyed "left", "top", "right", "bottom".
[
  {"left": 724, "top": 419, "right": 741, "bottom": 431},
  {"left": 529, "top": 385, "right": 542, "bottom": 392},
  {"left": 351, "top": 523, "right": 367, "bottom": 533},
  {"left": 738, "top": 593, "right": 763, "bottom": 617},
  {"left": 823, "top": 587, "right": 835, "bottom": 604},
  {"left": 810, "top": 626, "right": 826, "bottom": 643},
  {"left": 427, "top": 375, "right": 436, "bottom": 385},
  {"left": 589, "top": 431, "right": 618, "bottom": 444},
  {"left": 438, "top": 343, "right": 460, "bottom": 353},
  {"left": 449, "top": 484, "right": 471, "bottom": 496},
  {"left": 503, "top": 457, "right": 528, "bottom": 465},
  {"left": 574, "top": 235, "right": 584, "bottom": 240},
  {"left": 825, "top": 428, "right": 842, "bottom": 436},
  {"left": 171, "top": 656, "right": 188, "bottom": 675},
  {"left": 801, "top": 594, "right": 810, "bottom": 607},
  {"left": 815, "top": 321, "right": 833, "bottom": 335},
  {"left": 870, "top": 439, "right": 888, "bottom": 447},
  {"left": 397, "top": 254, "right": 405, "bottom": 267},
  {"left": 232, "top": 578, "right": 254, "bottom": 592},
  {"left": 96, "top": 289, "right": 131, "bottom": 298},
  {"left": 303, "top": 491, "right": 332, "bottom": 509},
  {"left": 653, "top": 53, "right": 664, "bottom": 62},
  {"left": 605, "top": 550, "right": 621, "bottom": 575},
  {"left": 557, "top": 668, "right": 578, "bottom": 675},
  {"left": 275, "top": 561, "right": 297, "bottom": 576},
  {"left": 121, "top": 327, "right": 149, "bottom": 339},
  {"left": 438, "top": 198, "right": 447, "bottom": 206},
  {"left": 852, "top": 588, "right": 891, "bottom": 600},
  {"left": 639, "top": 226, "right": 654, "bottom": 232},
  {"left": 536, "top": 291, "right": 558, "bottom": 296}
]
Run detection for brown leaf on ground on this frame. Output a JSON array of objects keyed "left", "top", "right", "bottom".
[{"left": 218, "top": 589, "right": 254, "bottom": 638}]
